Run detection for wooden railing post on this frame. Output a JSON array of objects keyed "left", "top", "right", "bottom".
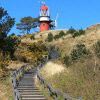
[
  {"left": 11, "top": 71, "right": 21, "bottom": 100},
  {"left": 11, "top": 64, "right": 29, "bottom": 100}
]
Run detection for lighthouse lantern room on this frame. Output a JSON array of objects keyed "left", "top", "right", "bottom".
[{"left": 39, "top": 2, "right": 52, "bottom": 32}]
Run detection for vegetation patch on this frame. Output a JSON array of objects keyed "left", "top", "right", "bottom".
[
  {"left": 41, "top": 61, "right": 65, "bottom": 77},
  {"left": 94, "top": 40, "right": 100, "bottom": 58},
  {"left": 70, "top": 44, "right": 90, "bottom": 61},
  {"left": 15, "top": 42, "right": 48, "bottom": 64},
  {"left": 41, "top": 58, "right": 100, "bottom": 100},
  {"left": 63, "top": 44, "right": 90, "bottom": 66},
  {"left": 47, "top": 33, "right": 54, "bottom": 42},
  {"left": 54, "top": 31, "right": 65, "bottom": 40},
  {"left": 67, "top": 27, "right": 85, "bottom": 38},
  {"left": 0, "top": 76, "right": 13, "bottom": 100}
]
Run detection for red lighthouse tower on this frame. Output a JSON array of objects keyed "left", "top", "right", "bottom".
[{"left": 39, "top": 3, "right": 52, "bottom": 32}]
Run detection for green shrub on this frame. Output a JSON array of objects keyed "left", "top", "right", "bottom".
[
  {"left": 59, "top": 31, "right": 65, "bottom": 37},
  {"left": 79, "top": 29, "right": 85, "bottom": 35},
  {"left": 71, "top": 44, "right": 89, "bottom": 60},
  {"left": 67, "top": 27, "right": 85, "bottom": 38},
  {"left": 54, "top": 31, "right": 65, "bottom": 40},
  {"left": 72, "top": 31, "right": 80, "bottom": 38},
  {"left": 28, "top": 42, "right": 48, "bottom": 53},
  {"left": 30, "top": 34, "right": 35, "bottom": 40},
  {"left": 94, "top": 40, "right": 100, "bottom": 58},
  {"left": 15, "top": 42, "right": 48, "bottom": 64},
  {"left": 63, "top": 55, "right": 71, "bottom": 66},
  {"left": 47, "top": 33, "right": 53, "bottom": 42},
  {"left": 67, "top": 26, "right": 76, "bottom": 34},
  {"left": 6, "top": 34, "right": 21, "bottom": 59},
  {"left": 72, "top": 29, "right": 85, "bottom": 38},
  {"left": 54, "top": 34, "right": 60, "bottom": 40}
]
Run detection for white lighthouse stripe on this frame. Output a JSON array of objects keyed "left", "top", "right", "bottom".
[{"left": 39, "top": 17, "right": 50, "bottom": 21}]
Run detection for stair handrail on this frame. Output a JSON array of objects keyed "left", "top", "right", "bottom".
[
  {"left": 12, "top": 71, "right": 21, "bottom": 100},
  {"left": 11, "top": 64, "right": 32, "bottom": 100}
]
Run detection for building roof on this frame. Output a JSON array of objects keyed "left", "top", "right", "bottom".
[{"left": 41, "top": 5, "right": 48, "bottom": 11}]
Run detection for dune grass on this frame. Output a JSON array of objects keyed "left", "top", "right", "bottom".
[
  {"left": 0, "top": 76, "right": 13, "bottom": 100},
  {"left": 41, "top": 58, "right": 100, "bottom": 100}
]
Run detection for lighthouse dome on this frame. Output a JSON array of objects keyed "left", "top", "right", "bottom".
[{"left": 41, "top": 5, "right": 48, "bottom": 11}]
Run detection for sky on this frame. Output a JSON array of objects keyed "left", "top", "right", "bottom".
[{"left": 0, "top": 0, "right": 100, "bottom": 34}]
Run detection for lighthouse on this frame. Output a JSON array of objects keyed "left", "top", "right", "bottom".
[{"left": 39, "top": 3, "right": 53, "bottom": 32}]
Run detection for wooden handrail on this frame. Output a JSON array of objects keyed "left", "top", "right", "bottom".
[{"left": 11, "top": 64, "right": 32, "bottom": 100}]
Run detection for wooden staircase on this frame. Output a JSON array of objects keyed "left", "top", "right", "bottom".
[
  {"left": 12, "top": 61, "right": 78, "bottom": 100},
  {"left": 17, "top": 70, "right": 47, "bottom": 100}
]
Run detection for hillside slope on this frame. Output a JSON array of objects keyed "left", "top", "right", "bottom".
[
  {"left": 0, "top": 24, "right": 100, "bottom": 100},
  {"left": 40, "top": 24, "right": 100, "bottom": 100}
]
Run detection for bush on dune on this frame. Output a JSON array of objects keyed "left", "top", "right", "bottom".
[
  {"left": 94, "top": 40, "right": 100, "bottom": 58},
  {"left": 63, "top": 44, "right": 90, "bottom": 66},
  {"left": 67, "top": 27, "right": 85, "bottom": 38},
  {"left": 15, "top": 42, "right": 48, "bottom": 64}
]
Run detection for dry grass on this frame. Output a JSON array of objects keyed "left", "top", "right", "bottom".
[
  {"left": 0, "top": 24, "right": 100, "bottom": 100},
  {"left": 46, "top": 25, "right": 100, "bottom": 58},
  {"left": 41, "top": 61, "right": 65, "bottom": 77},
  {"left": 41, "top": 58, "right": 100, "bottom": 100},
  {"left": 7, "top": 61, "right": 25, "bottom": 70},
  {"left": 35, "top": 30, "right": 67, "bottom": 40},
  {"left": 0, "top": 60, "right": 27, "bottom": 100},
  {"left": 0, "top": 77, "right": 13, "bottom": 100},
  {"left": 40, "top": 25, "right": 100, "bottom": 100}
]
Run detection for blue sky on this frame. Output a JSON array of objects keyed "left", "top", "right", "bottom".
[{"left": 0, "top": 0, "right": 100, "bottom": 34}]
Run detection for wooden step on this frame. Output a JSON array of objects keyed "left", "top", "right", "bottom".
[
  {"left": 19, "top": 83, "right": 34, "bottom": 85},
  {"left": 19, "top": 84, "right": 34, "bottom": 86},
  {"left": 19, "top": 90, "right": 41, "bottom": 92},
  {"left": 17, "top": 87, "right": 38, "bottom": 90},
  {"left": 24, "top": 75, "right": 33, "bottom": 76},
  {"left": 21, "top": 97, "right": 46, "bottom": 100},
  {"left": 21, "top": 94, "right": 44, "bottom": 97},
  {"left": 21, "top": 77, "right": 33, "bottom": 79},
  {"left": 21, "top": 95, "right": 45, "bottom": 98},
  {"left": 18, "top": 86, "right": 36, "bottom": 88},
  {"left": 20, "top": 92, "right": 43, "bottom": 95},
  {"left": 19, "top": 81, "right": 34, "bottom": 83},
  {"left": 19, "top": 79, "right": 33, "bottom": 81},
  {"left": 18, "top": 88, "right": 39, "bottom": 90},
  {"left": 16, "top": 68, "right": 47, "bottom": 100}
]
